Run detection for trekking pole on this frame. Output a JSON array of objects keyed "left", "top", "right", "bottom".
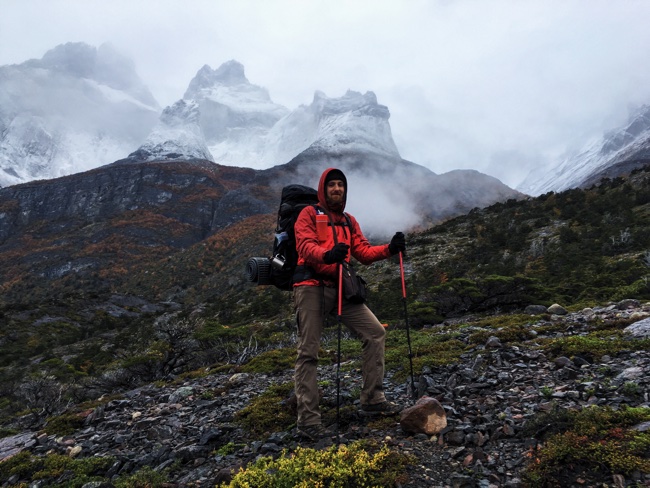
[
  {"left": 399, "top": 251, "right": 417, "bottom": 401},
  {"left": 336, "top": 262, "right": 343, "bottom": 442}
]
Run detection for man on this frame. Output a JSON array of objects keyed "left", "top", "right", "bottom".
[{"left": 292, "top": 167, "right": 406, "bottom": 440}]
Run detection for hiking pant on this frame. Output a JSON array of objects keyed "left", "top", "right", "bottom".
[{"left": 293, "top": 284, "right": 387, "bottom": 427}]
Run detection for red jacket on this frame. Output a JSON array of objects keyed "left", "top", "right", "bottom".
[{"left": 294, "top": 168, "right": 391, "bottom": 286}]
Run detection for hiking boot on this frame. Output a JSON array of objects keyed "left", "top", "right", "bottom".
[
  {"left": 359, "top": 401, "right": 402, "bottom": 417},
  {"left": 297, "top": 424, "right": 329, "bottom": 441}
]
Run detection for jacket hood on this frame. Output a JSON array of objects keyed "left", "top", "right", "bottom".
[{"left": 318, "top": 167, "right": 347, "bottom": 213}]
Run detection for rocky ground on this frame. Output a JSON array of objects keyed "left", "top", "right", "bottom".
[{"left": 1, "top": 300, "right": 650, "bottom": 487}]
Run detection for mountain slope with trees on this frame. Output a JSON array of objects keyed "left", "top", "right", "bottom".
[{"left": 1, "top": 166, "right": 650, "bottom": 486}]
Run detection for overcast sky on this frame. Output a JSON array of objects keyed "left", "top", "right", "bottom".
[{"left": 2, "top": 0, "right": 650, "bottom": 188}]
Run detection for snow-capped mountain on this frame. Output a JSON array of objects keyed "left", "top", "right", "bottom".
[
  {"left": 518, "top": 105, "right": 650, "bottom": 196},
  {"left": 0, "top": 42, "right": 159, "bottom": 187},
  {"left": 129, "top": 60, "right": 403, "bottom": 169},
  {"left": 182, "top": 60, "right": 289, "bottom": 167},
  {"left": 126, "top": 99, "right": 214, "bottom": 162},
  {"left": 262, "top": 89, "right": 400, "bottom": 165}
]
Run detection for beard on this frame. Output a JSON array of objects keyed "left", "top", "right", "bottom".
[{"left": 326, "top": 194, "right": 345, "bottom": 211}]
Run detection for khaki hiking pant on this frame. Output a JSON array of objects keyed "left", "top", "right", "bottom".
[{"left": 293, "top": 284, "right": 387, "bottom": 427}]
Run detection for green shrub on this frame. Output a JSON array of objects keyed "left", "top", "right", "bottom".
[
  {"left": 219, "top": 441, "right": 413, "bottom": 488},
  {"left": 114, "top": 465, "right": 169, "bottom": 488},
  {"left": 44, "top": 411, "right": 86, "bottom": 436},
  {"left": 0, "top": 448, "right": 170, "bottom": 487},
  {"left": 524, "top": 406, "right": 650, "bottom": 486},
  {"left": 0, "top": 451, "right": 114, "bottom": 486}
]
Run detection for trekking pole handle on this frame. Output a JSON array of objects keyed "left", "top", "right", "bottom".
[{"left": 399, "top": 251, "right": 407, "bottom": 299}]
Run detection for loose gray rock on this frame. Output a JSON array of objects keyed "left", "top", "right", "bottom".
[
  {"left": 524, "top": 305, "right": 547, "bottom": 315},
  {"left": 624, "top": 317, "right": 650, "bottom": 338},
  {"left": 547, "top": 303, "right": 568, "bottom": 315}
]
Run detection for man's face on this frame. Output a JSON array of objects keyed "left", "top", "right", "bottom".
[{"left": 326, "top": 179, "right": 345, "bottom": 206}]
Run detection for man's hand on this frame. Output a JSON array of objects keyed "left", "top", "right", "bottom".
[
  {"left": 323, "top": 243, "right": 350, "bottom": 264},
  {"left": 388, "top": 232, "right": 406, "bottom": 255}
]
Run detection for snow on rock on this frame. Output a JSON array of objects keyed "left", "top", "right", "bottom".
[
  {"left": 134, "top": 60, "right": 402, "bottom": 170},
  {"left": 519, "top": 105, "right": 650, "bottom": 196},
  {"left": 183, "top": 60, "right": 289, "bottom": 167},
  {"left": 126, "top": 100, "right": 213, "bottom": 162},
  {"left": 0, "top": 42, "right": 159, "bottom": 187}
]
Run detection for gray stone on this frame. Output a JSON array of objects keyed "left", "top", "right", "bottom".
[
  {"left": 547, "top": 303, "right": 568, "bottom": 315},
  {"left": 632, "top": 421, "right": 650, "bottom": 432},
  {"left": 168, "top": 386, "right": 194, "bottom": 403},
  {"left": 485, "top": 336, "right": 502, "bottom": 348},
  {"left": 624, "top": 318, "right": 650, "bottom": 338},
  {"left": 616, "top": 366, "right": 644, "bottom": 381},
  {"left": 524, "top": 305, "right": 547, "bottom": 315},
  {"left": 554, "top": 356, "right": 574, "bottom": 369},
  {"left": 228, "top": 373, "right": 250, "bottom": 386},
  {"left": 617, "top": 299, "right": 641, "bottom": 310}
]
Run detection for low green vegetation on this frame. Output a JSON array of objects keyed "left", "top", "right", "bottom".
[
  {"left": 3, "top": 168, "right": 650, "bottom": 487},
  {"left": 523, "top": 405, "right": 650, "bottom": 486},
  {"left": 43, "top": 412, "right": 87, "bottom": 436},
  {"left": 218, "top": 441, "right": 413, "bottom": 488},
  {"left": 466, "top": 314, "right": 544, "bottom": 345},
  {"left": 540, "top": 331, "right": 650, "bottom": 361},
  {"left": 408, "top": 169, "right": 650, "bottom": 314},
  {"left": 385, "top": 329, "right": 466, "bottom": 381},
  {"left": 240, "top": 347, "right": 296, "bottom": 373},
  {"left": 234, "top": 382, "right": 295, "bottom": 438},
  {"left": 0, "top": 451, "right": 169, "bottom": 487}
]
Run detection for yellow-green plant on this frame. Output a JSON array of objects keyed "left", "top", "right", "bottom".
[{"left": 219, "top": 441, "right": 413, "bottom": 488}]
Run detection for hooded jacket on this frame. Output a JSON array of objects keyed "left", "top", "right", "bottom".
[{"left": 293, "top": 167, "right": 391, "bottom": 287}]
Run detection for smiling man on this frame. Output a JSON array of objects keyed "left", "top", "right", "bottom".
[{"left": 291, "top": 167, "right": 406, "bottom": 441}]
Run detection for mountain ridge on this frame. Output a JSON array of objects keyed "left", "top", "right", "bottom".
[{"left": 518, "top": 104, "right": 650, "bottom": 195}]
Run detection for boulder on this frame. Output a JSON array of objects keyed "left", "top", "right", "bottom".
[
  {"left": 624, "top": 317, "right": 650, "bottom": 338},
  {"left": 400, "top": 396, "right": 447, "bottom": 435},
  {"left": 524, "top": 305, "right": 547, "bottom": 315},
  {"left": 547, "top": 303, "right": 568, "bottom": 315}
]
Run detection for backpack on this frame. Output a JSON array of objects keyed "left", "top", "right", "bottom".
[{"left": 246, "top": 184, "right": 319, "bottom": 290}]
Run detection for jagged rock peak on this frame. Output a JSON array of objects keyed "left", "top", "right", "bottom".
[
  {"left": 127, "top": 99, "right": 213, "bottom": 163},
  {"left": 160, "top": 99, "right": 201, "bottom": 126},
  {"left": 184, "top": 60, "right": 250, "bottom": 98},
  {"left": 601, "top": 104, "right": 650, "bottom": 155},
  {"left": 312, "top": 90, "right": 390, "bottom": 119},
  {"left": 212, "top": 60, "right": 248, "bottom": 84},
  {"left": 37, "top": 42, "right": 99, "bottom": 78},
  {"left": 518, "top": 102, "right": 650, "bottom": 195}
]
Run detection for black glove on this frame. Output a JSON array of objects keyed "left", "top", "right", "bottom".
[
  {"left": 323, "top": 243, "right": 350, "bottom": 264},
  {"left": 388, "top": 232, "right": 406, "bottom": 255}
]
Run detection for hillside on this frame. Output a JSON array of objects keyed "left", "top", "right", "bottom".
[{"left": 1, "top": 168, "right": 650, "bottom": 486}]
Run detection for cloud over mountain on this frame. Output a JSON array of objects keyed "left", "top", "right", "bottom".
[{"left": 0, "top": 42, "right": 159, "bottom": 187}]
